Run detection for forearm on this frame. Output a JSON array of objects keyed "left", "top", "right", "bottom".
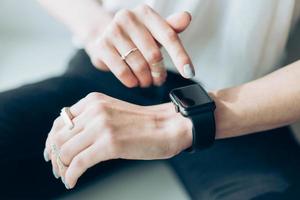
[
  {"left": 213, "top": 60, "right": 300, "bottom": 139},
  {"left": 37, "top": 0, "right": 112, "bottom": 43}
]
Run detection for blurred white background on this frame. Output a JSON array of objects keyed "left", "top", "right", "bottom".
[
  {"left": 0, "top": 0, "right": 73, "bottom": 91},
  {"left": 0, "top": 0, "right": 189, "bottom": 199},
  {"left": 1, "top": 0, "right": 300, "bottom": 199}
]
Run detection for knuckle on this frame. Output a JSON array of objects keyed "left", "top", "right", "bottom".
[
  {"left": 73, "top": 156, "right": 86, "bottom": 169},
  {"left": 52, "top": 118, "right": 61, "bottom": 130},
  {"left": 136, "top": 4, "right": 152, "bottom": 15},
  {"left": 115, "top": 9, "right": 134, "bottom": 24},
  {"left": 114, "top": 68, "right": 138, "bottom": 87},
  {"left": 52, "top": 135, "right": 63, "bottom": 146},
  {"left": 148, "top": 50, "right": 162, "bottom": 63},
  {"left": 93, "top": 36, "right": 106, "bottom": 48},
  {"left": 117, "top": 68, "right": 130, "bottom": 79},
  {"left": 95, "top": 114, "right": 110, "bottom": 130},
  {"left": 86, "top": 92, "right": 105, "bottom": 102},
  {"left": 109, "top": 23, "right": 123, "bottom": 38},
  {"left": 134, "top": 61, "right": 152, "bottom": 84},
  {"left": 91, "top": 108, "right": 112, "bottom": 130},
  {"left": 135, "top": 61, "right": 149, "bottom": 74},
  {"left": 91, "top": 57, "right": 105, "bottom": 69},
  {"left": 59, "top": 146, "right": 71, "bottom": 164},
  {"left": 94, "top": 37, "right": 110, "bottom": 51},
  {"left": 93, "top": 102, "right": 107, "bottom": 114},
  {"left": 177, "top": 54, "right": 190, "bottom": 65},
  {"left": 164, "top": 29, "right": 178, "bottom": 42}
]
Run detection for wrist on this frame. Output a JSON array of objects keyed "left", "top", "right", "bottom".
[
  {"left": 209, "top": 89, "right": 241, "bottom": 139},
  {"left": 175, "top": 113, "right": 193, "bottom": 151},
  {"left": 157, "top": 103, "right": 193, "bottom": 154}
]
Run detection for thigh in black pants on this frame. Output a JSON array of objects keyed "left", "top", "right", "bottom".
[{"left": 0, "top": 50, "right": 299, "bottom": 199}]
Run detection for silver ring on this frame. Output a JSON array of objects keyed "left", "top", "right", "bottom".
[
  {"left": 51, "top": 143, "right": 59, "bottom": 155},
  {"left": 51, "top": 143, "right": 67, "bottom": 169},
  {"left": 121, "top": 48, "right": 138, "bottom": 60},
  {"left": 60, "top": 107, "right": 74, "bottom": 130},
  {"left": 57, "top": 154, "right": 67, "bottom": 170}
]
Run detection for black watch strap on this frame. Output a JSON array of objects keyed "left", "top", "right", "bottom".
[{"left": 186, "top": 111, "right": 216, "bottom": 152}]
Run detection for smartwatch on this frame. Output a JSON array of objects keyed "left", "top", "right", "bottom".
[{"left": 169, "top": 84, "right": 216, "bottom": 152}]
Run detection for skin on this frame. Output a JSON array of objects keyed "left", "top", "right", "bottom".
[
  {"left": 38, "top": 1, "right": 195, "bottom": 87},
  {"left": 44, "top": 60, "right": 300, "bottom": 189},
  {"left": 45, "top": 93, "right": 192, "bottom": 188},
  {"left": 212, "top": 61, "right": 300, "bottom": 139},
  {"left": 40, "top": 0, "right": 300, "bottom": 190}
]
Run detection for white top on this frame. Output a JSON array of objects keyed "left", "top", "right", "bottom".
[{"left": 101, "top": 0, "right": 300, "bottom": 90}]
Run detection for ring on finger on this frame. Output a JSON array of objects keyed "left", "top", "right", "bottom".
[
  {"left": 121, "top": 48, "right": 138, "bottom": 61},
  {"left": 151, "top": 71, "right": 162, "bottom": 78},
  {"left": 151, "top": 60, "right": 165, "bottom": 70},
  {"left": 51, "top": 143, "right": 67, "bottom": 169},
  {"left": 51, "top": 143, "right": 59, "bottom": 155},
  {"left": 150, "top": 60, "right": 165, "bottom": 78},
  {"left": 56, "top": 154, "right": 67, "bottom": 170},
  {"left": 60, "top": 107, "right": 74, "bottom": 130}
]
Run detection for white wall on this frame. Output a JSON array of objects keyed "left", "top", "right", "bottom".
[
  {"left": 0, "top": 0, "right": 69, "bottom": 37},
  {"left": 0, "top": 0, "right": 74, "bottom": 91}
]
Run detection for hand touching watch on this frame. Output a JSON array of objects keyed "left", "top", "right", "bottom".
[{"left": 44, "top": 92, "right": 193, "bottom": 189}]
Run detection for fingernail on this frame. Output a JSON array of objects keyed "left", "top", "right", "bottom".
[
  {"left": 183, "top": 64, "right": 195, "bottom": 78},
  {"left": 43, "top": 149, "right": 49, "bottom": 162},
  {"left": 61, "top": 177, "right": 70, "bottom": 189},
  {"left": 53, "top": 169, "right": 60, "bottom": 179},
  {"left": 65, "top": 182, "right": 70, "bottom": 190}
]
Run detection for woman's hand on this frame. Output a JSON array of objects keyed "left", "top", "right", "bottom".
[
  {"left": 85, "top": 4, "right": 194, "bottom": 88},
  {"left": 44, "top": 92, "right": 192, "bottom": 189}
]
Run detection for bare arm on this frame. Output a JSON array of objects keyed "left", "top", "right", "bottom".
[
  {"left": 44, "top": 61, "right": 300, "bottom": 189},
  {"left": 42, "top": 47, "right": 300, "bottom": 189},
  {"left": 37, "top": 0, "right": 112, "bottom": 44},
  {"left": 213, "top": 60, "right": 300, "bottom": 139}
]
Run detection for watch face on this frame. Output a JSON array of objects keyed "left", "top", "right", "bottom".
[{"left": 170, "top": 84, "right": 214, "bottom": 111}]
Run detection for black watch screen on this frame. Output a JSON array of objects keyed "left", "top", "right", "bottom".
[
  {"left": 169, "top": 84, "right": 216, "bottom": 151},
  {"left": 170, "top": 84, "right": 215, "bottom": 116}
]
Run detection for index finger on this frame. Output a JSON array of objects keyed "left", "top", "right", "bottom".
[{"left": 134, "top": 5, "right": 195, "bottom": 78}]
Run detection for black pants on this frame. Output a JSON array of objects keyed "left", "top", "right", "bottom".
[{"left": 0, "top": 50, "right": 300, "bottom": 199}]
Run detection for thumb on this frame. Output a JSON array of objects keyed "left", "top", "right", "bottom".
[{"left": 166, "top": 11, "right": 192, "bottom": 33}]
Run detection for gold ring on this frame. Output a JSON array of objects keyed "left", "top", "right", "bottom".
[
  {"left": 151, "top": 71, "right": 162, "bottom": 78},
  {"left": 121, "top": 48, "right": 138, "bottom": 60},
  {"left": 151, "top": 60, "right": 165, "bottom": 70},
  {"left": 150, "top": 60, "right": 165, "bottom": 78}
]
